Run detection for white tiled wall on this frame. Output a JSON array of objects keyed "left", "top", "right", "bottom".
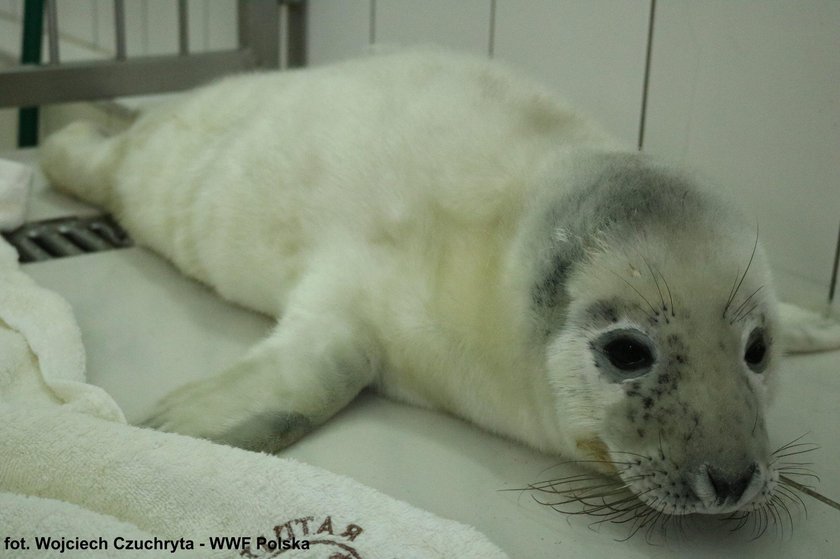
[
  {"left": 643, "top": 1, "right": 840, "bottom": 304},
  {"left": 492, "top": 0, "right": 650, "bottom": 146},
  {"left": 375, "top": 0, "right": 492, "bottom": 56},
  {"left": 306, "top": 0, "right": 371, "bottom": 66}
]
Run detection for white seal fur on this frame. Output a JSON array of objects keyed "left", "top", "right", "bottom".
[{"left": 41, "top": 50, "right": 840, "bottom": 517}]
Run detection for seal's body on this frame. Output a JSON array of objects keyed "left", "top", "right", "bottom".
[{"left": 41, "top": 51, "right": 828, "bottom": 516}]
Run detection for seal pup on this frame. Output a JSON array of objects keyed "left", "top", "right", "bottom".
[{"left": 41, "top": 50, "right": 839, "bottom": 518}]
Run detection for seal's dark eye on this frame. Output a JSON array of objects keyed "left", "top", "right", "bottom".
[
  {"left": 592, "top": 330, "right": 656, "bottom": 381},
  {"left": 745, "top": 328, "right": 769, "bottom": 372},
  {"left": 604, "top": 337, "right": 654, "bottom": 371}
]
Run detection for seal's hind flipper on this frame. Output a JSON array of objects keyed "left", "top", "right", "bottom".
[{"left": 778, "top": 302, "right": 840, "bottom": 353}]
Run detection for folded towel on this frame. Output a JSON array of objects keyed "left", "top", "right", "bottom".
[
  {"left": 0, "top": 404, "right": 506, "bottom": 558},
  {"left": 0, "top": 234, "right": 508, "bottom": 558},
  {"left": 0, "top": 235, "right": 124, "bottom": 420},
  {"left": 0, "top": 158, "right": 32, "bottom": 231}
]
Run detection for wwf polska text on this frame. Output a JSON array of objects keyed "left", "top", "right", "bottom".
[{"left": 3, "top": 535, "right": 311, "bottom": 553}]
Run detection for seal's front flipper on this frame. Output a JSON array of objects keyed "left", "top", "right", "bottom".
[
  {"left": 778, "top": 302, "right": 840, "bottom": 353},
  {"left": 141, "top": 305, "right": 378, "bottom": 453}
]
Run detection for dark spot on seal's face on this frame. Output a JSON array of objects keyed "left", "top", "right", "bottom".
[
  {"left": 624, "top": 380, "right": 643, "bottom": 398},
  {"left": 585, "top": 300, "right": 621, "bottom": 325},
  {"left": 643, "top": 397, "right": 654, "bottom": 409}
]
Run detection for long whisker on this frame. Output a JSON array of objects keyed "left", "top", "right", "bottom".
[
  {"left": 658, "top": 268, "right": 675, "bottom": 318},
  {"left": 724, "top": 267, "right": 741, "bottom": 318},
  {"left": 771, "top": 433, "right": 812, "bottom": 455},
  {"left": 642, "top": 255, "right": 667, "bottom": 320},
  {"left": 525, "top": 433, "right": 825, "bottom": 542},
  {"left": 600, "top": 264, "right": 660, "bottom": 319},
  {"left": 723, "top": 225, "right": 759, "bottom": 318},
  {"left": 730, "top": 285, "right": 765, "bottom": 323}
]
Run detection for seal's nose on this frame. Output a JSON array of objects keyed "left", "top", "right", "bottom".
[{"left": 707, "top": 463, "right": 757, "bottom": 504}]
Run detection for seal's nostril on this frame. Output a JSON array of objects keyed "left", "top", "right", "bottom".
[{"left": 707, "top": 463, "right": 757, "bottom": 503}]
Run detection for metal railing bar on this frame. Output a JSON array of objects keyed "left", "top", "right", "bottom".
[
  {"left": 0, "top": 50, "right": 257, "bottom": 108},
  {"left": 114, "top": 0, "right": 126, "bottom": 60},
  {"left": 44, "top": 0, "right": 59, "bottom": 64},
  {"left": 237, "top": 0, "right": 279, "bottom": 69},
  {"left": 177, "top": 0, "right": 189, "bottom": 55}
]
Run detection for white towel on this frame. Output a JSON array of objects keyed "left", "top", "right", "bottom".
[
  {"left": 0, "top": 236, "right": 124, "bottom": 420},
  {"left": 0, "top": 234, "right": 508, "bottom": 559},
  {"left": 0, "top": 404, "right": 506, "bottom": 558},
  {"left": 0, "top": 158, "right": 32, "bottom": 231}
]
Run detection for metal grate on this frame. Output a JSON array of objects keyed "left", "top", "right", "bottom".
[{"left": 2, "top": 214, "right": 133, "bottom": 263}]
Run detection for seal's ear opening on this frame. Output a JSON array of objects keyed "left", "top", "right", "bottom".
[{"left": 592, "top": 329, "right": 656, "bottom": 382}]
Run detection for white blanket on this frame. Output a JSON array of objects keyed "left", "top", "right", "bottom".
[{"left": 0, "top": 236, "right": 508, "bottom": 559}]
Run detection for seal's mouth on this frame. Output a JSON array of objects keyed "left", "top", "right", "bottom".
[{"left": 526, "top": 435, "right": 820, "bottom": 540}]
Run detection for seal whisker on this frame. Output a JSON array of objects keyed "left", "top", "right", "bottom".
[
  {"left": 774, "top": 484, "right": 809, "bottom": 517},
  {"left": 726, "top": 511, "right": 752, "bottom": 533},
  {"left": 528, "top": 478, "right": 633, "bottom": 495},
  {"left": 748, "top": 507, "right": 763, "bottom": 540},
  {"left": 766, "top": 501, "right": 784, "bottom": 538},
  {"left": 723, "top": 225, "right": 760, "bottom": 319},
  {"left": 730, "top": 285, "right": 765, "bottom": 323},
  {"left": 733, "top": 301, "right": 762, "bottom": 324},
  {"left": 755, "top": 506, "right": 771, "bottom": 540},
  {"left": 771, "top": 447, "right": 821, "bottom": 460},
  {"left": 616, "top": 503, "right": 661, "bottom": 543},
  {"left": 643, "top": 509, "right": 665, "bottom": 545},
  {"left": 608, "top": 450, "right": 650, "bottom": 460},
  {"left": 771, "top": 433, "right": 813, "bottom": 454},
  {"left": 723, "top": 268, "right": 742, "bottom": 318},
  {"left": 775, "top": 468, "right": 820, "bottom": 483},
  {"left": 657, "top": 268, "right": 676, "bottom": 318},
  {"left": 775, "top": 460, "right": 816, "bottom": 466},
  {"left": 549, "top": 485, "right": 632, "bottom": 504},
  {"left": 599, "top": 264, "right": 660, "bottom": 319},
  {"left": 772, "top": 494, "right": 795, "bottom": 536},
  {"left": 533, "top": 485, "right": 627, "bottom": 501},
  {"left": 642, "top": 255, "right": 667, "bottom": 318},
  {"left": 594, "top": 502, "right": 648, "bottom": 522},
  {"left": 532, "top": 459, "right": 636, "bottom": 476}
]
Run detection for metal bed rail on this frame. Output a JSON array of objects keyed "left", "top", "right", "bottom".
[{"left": 0, "top": 0, "right": 307, "bottom": 109}]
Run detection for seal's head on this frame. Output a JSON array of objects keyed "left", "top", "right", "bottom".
[{"left": 532, "top": 152, "right": 781, "bottom": 516}]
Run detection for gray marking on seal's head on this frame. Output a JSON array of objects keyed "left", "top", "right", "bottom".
[
  {"left": 533, "top": 252, "right": 575, "bottom": 309},
  {"left": 530, "top": 153, "right": 717, "bottom": 329}
]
